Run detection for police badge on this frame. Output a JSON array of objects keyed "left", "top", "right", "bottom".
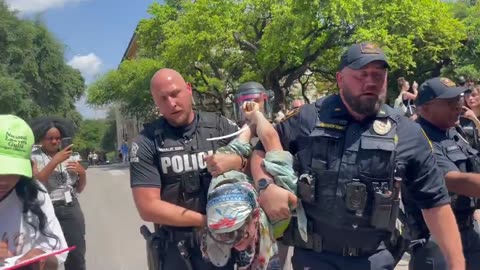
[{"left": 373, "top": 119, "right": 392, "bottom": 135}]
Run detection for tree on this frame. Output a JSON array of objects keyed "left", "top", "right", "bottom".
[
  {"left": 88, "top": 0, "right": 467, "bottom": 118},
  {"left": 73, "top": 119, "right": 113, "bottom": 156},
  {"left": 0, "top": 1, "right": 85, "bottom": 121},
  {"left": 100, "top": 107, "right": 117, "bottom": 153},
  {"left": 88, "top": 58, "right": 163, "bottom": 120},
  {"left": 442, "top": 1, "right": 480, "bottom": 82}
]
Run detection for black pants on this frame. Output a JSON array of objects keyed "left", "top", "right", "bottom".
[
  {"left": 409, "top": 227, "right": 480, "bottom": 270},
  {"left": 54, "top": 198, "right": 86, "bottom": 270},
  {"left": 291, "top": 248, "right": 395, "bottom": 270},
  {"left": 162, "top": 241, "right": 234, "bottom": 270}
]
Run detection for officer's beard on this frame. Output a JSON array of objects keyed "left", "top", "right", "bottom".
[{"left": 342, "top": 87, "right": 385, "bottom": 117}]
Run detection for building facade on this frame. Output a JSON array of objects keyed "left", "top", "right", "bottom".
[{"left": 115, "top": 32, "right": 141, "bottom": 150}]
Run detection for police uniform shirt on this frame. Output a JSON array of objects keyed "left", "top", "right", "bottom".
[
  {"left": 413, "top": 116, "right": 478, "bottom": 236},
  {"left": 129, "top": 111, "right": 239, "bottom": 188},
  {"left": 257, "top": 94, "right": 450, "bottom": 210},
  {"left": 459, "top": 117, "right": 480, "bottom": 151},
  {"left": 418, "top": 117, "right": 469, "bottom": 175}
]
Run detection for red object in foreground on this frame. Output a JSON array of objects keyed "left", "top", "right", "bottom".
[{"left": 2, "top": 246, "right": 76, "bottom": 270}]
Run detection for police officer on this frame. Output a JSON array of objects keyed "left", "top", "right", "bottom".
[
  {"left": 250, "top": 42, "right": 465, "bottom": 270},
  {"left": 409, "top": 77, "right": 480, "bottom": 270},
  {"left": 130, "top": 68, "right": 242, "bottom": 270}
]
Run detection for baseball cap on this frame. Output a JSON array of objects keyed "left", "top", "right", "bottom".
[
  {"left": 204, "top": 182, "right": 258, "bottom": 267},
  {"left": 416, "top": 77, "right": 468, "bottom": 106},
  {"left": 339, "top": 42, "right": 390, "bottom": 71},
  {"left": 0, "top": 115, "right": 34, "bottom": 177}
]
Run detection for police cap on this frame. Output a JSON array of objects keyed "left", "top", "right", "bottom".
[
  {"left": 416, "top": 77, "right": 468, "bottom": 106},
  {"left": 339, "top": 42, "right": 390, "bottom": 71}
]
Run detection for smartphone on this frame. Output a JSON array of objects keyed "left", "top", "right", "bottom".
[{"left": 61, "top": 137, "right": 73, "bottom": 149}]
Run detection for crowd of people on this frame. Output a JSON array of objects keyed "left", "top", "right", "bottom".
[
  {"left": 131, "top": 42, "right": 480, "bottom": 270},
  {"left": 3, "top": 41, "right": 480, "bottom": 270}
]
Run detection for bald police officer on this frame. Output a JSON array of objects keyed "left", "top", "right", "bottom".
[
  {"left": 250, "top": 42, "right": 465, "bottom": 270},
  {"left": 408, "top": 77, "right": 480, "bottom": 270},
  {"left": 130, "top": 68, "right": 241, "bottom": 270}
]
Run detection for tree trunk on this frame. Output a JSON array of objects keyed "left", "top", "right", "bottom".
[
  {"left": 267, "top": 77, "right": 284, "bottom": 114},
  {"left": 219, "top": 94, "right": 227, "bottom": 116}
]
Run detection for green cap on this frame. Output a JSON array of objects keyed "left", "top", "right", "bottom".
[{"left": 0, "top": 115, "right": 34, "bottom": 177}]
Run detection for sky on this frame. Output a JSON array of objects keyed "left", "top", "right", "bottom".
[{"left": 5, "top": 0, "right": 164, "bottom": 119}]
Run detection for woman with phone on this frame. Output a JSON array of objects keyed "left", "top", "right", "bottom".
[
  {"left": 29, "top": 116, "right": 87, "bottom": 270},
  {"left": 0, "top": 115, "right": 68, "bottom": 270}
]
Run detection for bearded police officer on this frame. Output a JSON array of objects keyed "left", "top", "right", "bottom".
[
  {"left": 408, "top": 77, "right": 480, "bottom": 270},
  {"left": 250, "top": 42, "right": 465, "bottom": 270},
  {"left": 130, "top": 68, "right": 241, "bottom": 270}
]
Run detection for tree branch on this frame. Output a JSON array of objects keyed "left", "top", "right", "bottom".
[
  {"left": 309, "top": 67, "right": 336, "bottom": 81},
  {"left": 194, "top": 64, "right": 210, "bottom": 86},
  {"left": 299, "top": 74, "right": 312, "bottom": 104},
  {"left": 233, "top": 32, "right": 259, "bottom": 53},
  {"left": 253, "top": 14, "right": 270, "bottom": 42}
]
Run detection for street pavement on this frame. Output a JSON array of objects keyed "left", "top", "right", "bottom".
[
  {"left": 79, "top": 163, "right": 148, "bottom": 270},
  {"left": 79, "top": 164, "right": 409, "bottom": 270}
]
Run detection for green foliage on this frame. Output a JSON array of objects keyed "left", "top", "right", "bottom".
[
  {"left": 101, "top": 109, "right": 117, "bottom": 153},
  {"left": 73, "top": 118, "right": 116, "bottom": 156},
  {"left": 443, "top": 1, "right": 480, "bottom": 82},
  {"left": 88, "top": 58, "right": 163, "bottom": 120},
  {"left": 0, "top": 1, "right": 85, "bottom": 120},
  {"left": 88, "top": 0, "right": 472, "bottom": 118}
]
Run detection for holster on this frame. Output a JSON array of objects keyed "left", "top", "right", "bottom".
[
  {"left": 140, "top": 225, "right": 165, "bottom": 270},
  {"left": 386, "top": 227, "right": 410, "bottom": 266}
]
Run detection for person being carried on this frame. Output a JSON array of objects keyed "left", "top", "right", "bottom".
[{"left": 201, "top": 102, "right": 303, "bottom": 270}]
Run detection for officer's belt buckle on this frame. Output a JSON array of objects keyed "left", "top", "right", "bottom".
[{"left": 343, "top": 247, "right": 359, "bottom": 257}]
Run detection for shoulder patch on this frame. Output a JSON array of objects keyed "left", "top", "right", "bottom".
[
  {"left": 281, "top": 108, "right": 300, "bottom": 122},
  {"left": 130, "top": 142, "right": 140, "bottom": 163}
]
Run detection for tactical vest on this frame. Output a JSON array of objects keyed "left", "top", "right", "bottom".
[
  {"left": 439, "top": 129, "right": 480, "bottom": 220},
  {"left": 149, "top": 112, "right": 224, "bottom": 216},
  {"left": 291, "top": 98, "right": 402, "bottom": 251}
]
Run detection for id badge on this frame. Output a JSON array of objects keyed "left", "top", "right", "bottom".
[{"left": 64, "top": 191, "right": 73, "bottom": 203}]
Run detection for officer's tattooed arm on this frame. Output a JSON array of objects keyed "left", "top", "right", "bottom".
[{"left": 132, "top": 187, "right": 206, "bottom": 227}]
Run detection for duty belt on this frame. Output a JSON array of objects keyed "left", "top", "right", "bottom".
[
  {"left": 302, "top": 233, "right": 381, "bottom": 257},
  {"left": 155, "top": 225, "right": 198, "bottom": 247}
]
